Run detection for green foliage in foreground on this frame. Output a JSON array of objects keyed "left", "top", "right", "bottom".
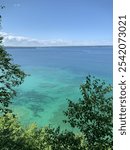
[
  {"left": 0, "top": 37, "right": 26, "bottom": 113},
  {"left": 0, "top": 113, "right": 86, "bottom": 150},
  {"left": 64, "top": 75, "right": 113, "bottom": 150}
]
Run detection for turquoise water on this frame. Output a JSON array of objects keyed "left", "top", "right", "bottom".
[{"left": 6, "top": 46, "right": 112, "bottom": 130}]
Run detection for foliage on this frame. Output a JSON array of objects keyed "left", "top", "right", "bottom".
[
  {"left": 0, "top": 37, "right": 26, "bottom": 113},
  {"left": 0, "top": 113, "right": 86, "bottom": 150},
  {"left": 64, "top": 75, "right": 113, "bottom": 150},
  {"left": 0, "top": 5, "right": 26, "bottom": 113}
]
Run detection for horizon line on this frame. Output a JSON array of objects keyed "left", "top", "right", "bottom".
[{"left": 5, "top": 45, "right": 113, "bottom": 48}]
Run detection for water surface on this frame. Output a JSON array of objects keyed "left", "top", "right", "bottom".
[{"left": 6, "top": 46, "right": 112, "bottom": 130}]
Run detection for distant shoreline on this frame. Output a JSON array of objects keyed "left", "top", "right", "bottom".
[{"left": 5, "top": 45, "right": 113, "bottom": 49}]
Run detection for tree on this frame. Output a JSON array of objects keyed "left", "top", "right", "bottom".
[
  {"left": 64, "top": 75, "right": 113, "bottom": 150},
  {"left": 0, "top": 13, "right": 26, "bottom": 113},
  {"left": 43, "top": 127, "right": 86, "bottom": 150},
  {"left": 0, "top": 113, "right": 86, "bottom": 150}
]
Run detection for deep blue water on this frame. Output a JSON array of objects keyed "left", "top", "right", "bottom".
[{"left": 7, "top": 46, "right": 112, "bottom": 78}]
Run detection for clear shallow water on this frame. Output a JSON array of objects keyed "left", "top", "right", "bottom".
[{"left": 6, "top": 46, "right": 112, "bottom": 130}]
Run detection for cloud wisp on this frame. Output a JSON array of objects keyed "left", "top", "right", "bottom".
[{"left": 0, "top": 32, "right": 112, "bottom": 47}]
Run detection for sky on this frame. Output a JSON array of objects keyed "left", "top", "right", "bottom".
[{"left": 0, "top": 0, "right": 113, "bottom": 46}]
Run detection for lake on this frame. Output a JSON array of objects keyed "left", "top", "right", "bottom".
[{"left": 6, "top": 46, "right": 113, "bottom": 130}]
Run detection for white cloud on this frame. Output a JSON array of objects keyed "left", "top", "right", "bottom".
[{"left": 0, "top": 32, "right": 112, "bottom": 47}]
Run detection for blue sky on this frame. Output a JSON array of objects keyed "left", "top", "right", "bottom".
[{"left": 0, "top": 0, "right": 113, "bottom": 46}]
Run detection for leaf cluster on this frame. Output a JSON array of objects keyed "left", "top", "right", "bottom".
[
  {"left": 0, "top": 37, "right": 26, "bottom": 113},
  {"left": 64, "top": 75, "right": 113, "bottom": 150}
]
